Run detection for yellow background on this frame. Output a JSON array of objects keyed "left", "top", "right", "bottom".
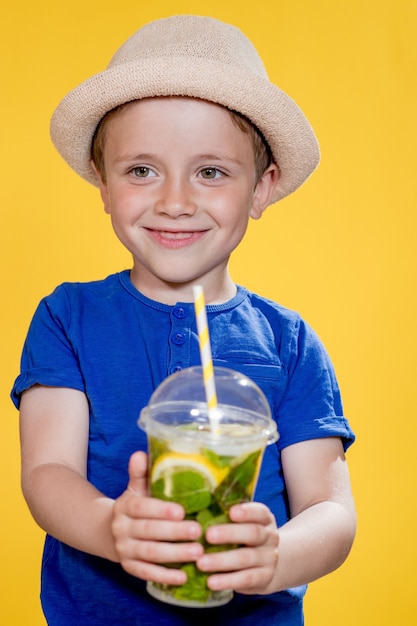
[{"left": 1, "top": 0, "right": 416, "bottom": 623}]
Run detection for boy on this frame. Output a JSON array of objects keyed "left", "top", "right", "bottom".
[{"left": 11, "top": 15, "right": 356, "bottom": 626}]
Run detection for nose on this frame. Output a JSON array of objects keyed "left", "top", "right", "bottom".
[{"left": 154, "top": 177, "right": 197, "bottom": 218}]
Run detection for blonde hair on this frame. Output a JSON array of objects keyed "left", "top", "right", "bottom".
[{"left": 91, "top": 99, "right": 273, "bottom": 184}]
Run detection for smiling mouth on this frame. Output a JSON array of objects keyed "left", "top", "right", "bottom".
[
  {"left": 158, "top": 230, "right": 196, "bottom": 240},
  {"left": 145, "top": 228, "right": 208, "bottom": 248}
]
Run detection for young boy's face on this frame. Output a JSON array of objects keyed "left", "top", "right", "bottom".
[{"left": 94, "top": 97, "right": 278, "bottom": 303}]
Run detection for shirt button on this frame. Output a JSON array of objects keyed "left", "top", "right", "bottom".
[
  {"left": 173, "top": 306, "right": 187, "bottom": 319},
  {"left": 172, "top": 363, "right": 183, "bottom": 373},
  {"left": 172, "top": 332, "right": 186, "bottom": 345}
]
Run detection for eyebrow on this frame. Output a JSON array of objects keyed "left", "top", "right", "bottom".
[
  {"left": 113, "top": 152, "right": 246, "bottom": 165},
  {"left": 196, "top": 153, "right": 245, "bottom": 165},
  {"left": 113, "top": 153, "right": 155, "bottom": 164}
]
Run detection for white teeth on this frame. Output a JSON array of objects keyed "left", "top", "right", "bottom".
[{"left": 159, "top": 231, "right": 193, "bottom": 240}]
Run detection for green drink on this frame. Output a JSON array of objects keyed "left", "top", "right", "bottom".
[{"left": 138, "top": 366, "right": 278, "bottom": 608}]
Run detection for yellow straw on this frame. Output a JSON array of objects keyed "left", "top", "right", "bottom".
[{"left": 193, "top": 285, "right": 218, "bottom": 419}]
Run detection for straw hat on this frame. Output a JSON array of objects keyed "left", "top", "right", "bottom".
[{"left": 50, "top": 15, "right": 320, "bottom": 204}]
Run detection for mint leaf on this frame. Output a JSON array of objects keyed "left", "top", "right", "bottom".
[
  {"left": 151, "top": 470, "right": 212, "bottom": 514},
  {"left": 202, "top": 448, "right": 234, "bottom": 468},
  {"left": 172, "top": 563, "right": 210, "bottom": 602},
  {"left": 213, "top": 450, "right": 261, "bottom": 512}
]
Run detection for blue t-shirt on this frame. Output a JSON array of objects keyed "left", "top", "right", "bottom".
[{"left": 11, "top": 271, "right": 354, "bottom": 625}]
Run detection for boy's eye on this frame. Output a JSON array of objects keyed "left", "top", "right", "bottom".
[
  {"left": 131, "top": 166, "right": 154, "bottom": 178},
  {"left": 199, "top": 167, "right": 222, "bottom": 180}
]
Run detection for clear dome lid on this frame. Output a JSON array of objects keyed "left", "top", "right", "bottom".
[{"left": 138, "top": 366, "right": 279, "bottom": 447}]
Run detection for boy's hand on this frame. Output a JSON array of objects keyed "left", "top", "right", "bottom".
[
  {"left": 196, "top": 501, "right": 280, "bottom": 595},
  {"left": 111, "top": 451, "right": 204, "bottom": 584}
]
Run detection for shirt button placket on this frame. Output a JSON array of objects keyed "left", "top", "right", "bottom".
[{"left": 168, "top": 306, "right": 191, "bottom": 375}]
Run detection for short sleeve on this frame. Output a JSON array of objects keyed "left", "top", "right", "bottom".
[
  {"left": 11, "top": 287, "right": 85, "bottom": 408},
  {"left": 276, "top": 318, "right": 355, "bottom": 451}
]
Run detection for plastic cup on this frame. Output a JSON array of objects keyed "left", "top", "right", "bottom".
[{"left": 138, "top": 366, "right": 279, "bottom": 608}]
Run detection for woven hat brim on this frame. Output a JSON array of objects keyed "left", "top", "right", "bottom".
[{"left": 50, "top": 57, "right": 320, "bottom": 204}]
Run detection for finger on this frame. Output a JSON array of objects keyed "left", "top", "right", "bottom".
[
  {"left": 121, "top": 558, "right": 188, "bottom": 585},
  {"left": 205, "top": 521, "right": 277, "bottom": 548},
  {"left": 127, "top": 517, "right": 202, "bottom": 542},
  {"left": 122, "top": 537, "right": 204, "bottom": 566},
  {"left": 127, "top": 451, "right": 149, "bottom": 496},
  {"left": 206, "top": 564, "right": 275, "bottom": 595},
  {"left": 119, "top": 493, "right": 186, "bottom": 521},
  {"left": 198, "top": 545, "right": 275, "bottom": 574},
  {"left": 229, "top": 501, "right": 275, "bottom": 525}
]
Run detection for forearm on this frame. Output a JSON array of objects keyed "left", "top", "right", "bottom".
[
  {"left": 270, "top": 499, "right": 356, "bottom": 592},
  {"left": 22, "top": 462, "right": 119, "bottom": 562}
]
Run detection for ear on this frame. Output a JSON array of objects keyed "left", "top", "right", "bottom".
[
  {"left": 90, "top": 160, "right": 110, "bottom": 214},
  {"left": 250, "top": 163, "right": 280, "bottom": 220}
]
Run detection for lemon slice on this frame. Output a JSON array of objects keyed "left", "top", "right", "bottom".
[
  {"left": 151, "top": 452, "right": 229, "bottom": 513},
  {"left": 151, "top": 452, "right": 228, "bottom": 487}
]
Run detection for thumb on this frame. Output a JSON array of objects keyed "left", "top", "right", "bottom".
[{"left": 127, "top": 450, "right": 149, "bottom": 497}]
